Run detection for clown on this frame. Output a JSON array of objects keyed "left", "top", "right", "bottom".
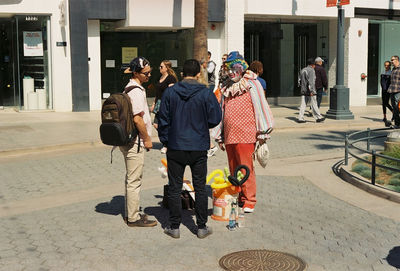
[{"left": 215, "top": 51, "right": 274, "bottom": 213}]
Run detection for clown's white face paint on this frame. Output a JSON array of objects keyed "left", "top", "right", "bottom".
[{"left": 228, "top": 69, "right": 242, "bottom": 82}]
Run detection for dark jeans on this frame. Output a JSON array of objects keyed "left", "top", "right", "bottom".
[
  {"left": 391, "top": 92, "right": 400, "bottom": 126},
  {"left": 382, "top": 90, "right": 393, "bottom": 115},
  {"left": 167, "top": 150, "right": 208, "bottom": 229},
  {"left": 316, "top": 88, "right": 324, "bottom": 108}
]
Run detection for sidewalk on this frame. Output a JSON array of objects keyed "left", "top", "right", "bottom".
[{"left": 0, "top": 105, "right": 387, "bottom": 153}]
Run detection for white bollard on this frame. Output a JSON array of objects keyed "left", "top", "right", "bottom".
[
  {"left": 37, "top": 89, "right": 46, "bottom": 110},
  {"left": 28, "top": 92, "right": 38, "bottom": 110},
  {"left": 23, "top": 78, "right": 34, "bottom": 110}
]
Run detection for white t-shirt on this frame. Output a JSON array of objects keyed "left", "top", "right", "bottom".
[{"left": 125, "top": 79, "right": 152, "bottom": 144}]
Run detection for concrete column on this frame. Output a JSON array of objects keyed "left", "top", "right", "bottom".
[
  {"left": 88, "top": 20, "right": 101, "bottom": 111},
  {"left": 225, "top": 0, "right": 244, "bottom": 55}
]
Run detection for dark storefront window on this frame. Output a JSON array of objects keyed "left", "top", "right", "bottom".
[
  {"left": 245, "top": 21, "right": 326, "bottom": 99},
  {"left": 0, "top": 16, "right": 51, "bottom": 110},
  {"left": 100, "top": 28, "right": 193, "bottom": 97}
]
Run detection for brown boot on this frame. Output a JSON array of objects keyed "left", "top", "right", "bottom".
[{"left": 127, "top": 214, "right": 157, "bottom": 227}]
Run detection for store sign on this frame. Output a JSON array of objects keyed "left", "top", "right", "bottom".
[
  {"left": 23, "top": 32, "right": 44, "bottom": 57},
  {"left": 25, "top": 16, "right": 38, "bottom": 21},
  {"left": 327, "top": 0, "right": 350, "bottom": 7},
  {"left": 121, "top": 47, "right": 138, "bottom": 64}
]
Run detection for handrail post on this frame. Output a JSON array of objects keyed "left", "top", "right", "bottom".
[
  {"left": 345, "top": 133, "right": 348, "bottom": 166},
  {"left": 371, "top": 150, "right": 376, "bottom": 185},
  {"left": 367, "top": 128, "right": 371, "bottom": 151}
]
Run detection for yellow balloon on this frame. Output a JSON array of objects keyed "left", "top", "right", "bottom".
[
  {"left": 206, "top": 169, "right": 224, "bottom": 184},
  {"left": 207, "top": 169, "right": 232, "bottom": 189}
]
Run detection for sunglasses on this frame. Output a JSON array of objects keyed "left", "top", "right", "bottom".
[
  {"left": 391, "top": 59, "right": 397, "bottom": 62},
  {"left": 141, "top": 71, "right": 152, "bottom": 77}
]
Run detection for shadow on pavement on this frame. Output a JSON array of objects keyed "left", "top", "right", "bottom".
[
  {"left": 386, "top": 246, "right": 400, "bottom": 268},
  {"left": 95, "top": 195, "right": 125, "bottom": 220},
  {"left": 361, "top": 116, "right": 383, "bottom": 123}
]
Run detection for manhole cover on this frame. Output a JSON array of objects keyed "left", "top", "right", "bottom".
[{"left": 219, "top": 249, "right": 307, "bottom": 271}]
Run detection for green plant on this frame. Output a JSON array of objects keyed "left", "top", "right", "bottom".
[
  {"left": 385, "top": 185, "right": 400, "bottom": 193},
  {"left": 352, "top": 164, "right": 369, "bottom": 174},
  {"left": 388, "top": 178, "right": 400, "bottom": 186},
  {"left": 381, "top": 147, "right": 400, "bottom": 169},
  {"left": 376, "top": 179, "right": 385, "bottom": 185},
  {"left": 360, "top": 169, "right": 372, "bottom": 179}
]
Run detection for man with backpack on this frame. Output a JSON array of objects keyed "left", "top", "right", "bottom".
[
  {"left": 158, "top": 59, "right": 221, "bottom": 238},
  {"left": 120, "top": 57, "right": 157, "bottom": 227}
]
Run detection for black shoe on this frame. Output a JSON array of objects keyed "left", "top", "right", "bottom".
[
  {"left": 164, "top": 227, "right": 180, "bottom": 239},
  {"left": 127, "top": 214, "right": 157, "bottom": 227},
  {"left": 297, "top": 119, "right": 306, "bottom": 123},
  {"left": 316, "top": 117, "right": 325, "bottom": 123},
  {"left": 385, "top": 120, "right": 392, "bottom": 127}
]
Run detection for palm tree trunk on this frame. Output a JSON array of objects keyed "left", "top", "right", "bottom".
[{"left": 193, "top": 0, "right": 208, "bottom": 62}]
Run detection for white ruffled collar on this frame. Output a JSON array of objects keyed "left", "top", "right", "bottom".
[{"left": 221, "top": 70, "right": 258, "bottom": 97}]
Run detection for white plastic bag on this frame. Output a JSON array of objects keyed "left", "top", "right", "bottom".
[{"left": 253, "top": 142, "right": 270, "bottom": 168}]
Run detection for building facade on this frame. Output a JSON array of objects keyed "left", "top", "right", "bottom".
[{"left": 0, "top": 0, "right": 399, "bottom": 111}]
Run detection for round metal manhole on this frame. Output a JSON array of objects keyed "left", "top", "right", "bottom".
[{"left": 219, "top": 249, "right": 307, "bottom": 271}]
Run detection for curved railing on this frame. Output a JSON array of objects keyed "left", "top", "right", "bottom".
[{"left": 345, "top": 127, "right": 400, "bottom": 190}]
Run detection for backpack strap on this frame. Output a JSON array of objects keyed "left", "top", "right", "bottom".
[{"left": 124, "top": 85, "right": 140, "bottom": 94}]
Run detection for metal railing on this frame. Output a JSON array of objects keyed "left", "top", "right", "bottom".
[{"left": 345, "top": 127, "right": 400, "bottom": 186}]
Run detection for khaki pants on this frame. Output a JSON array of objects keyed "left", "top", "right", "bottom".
[
  {"left": 120, "top": 143, "right": 144, "bottom": 223},
  {"left": 298, "top": 95, "right": 323, "bottom": 121}
]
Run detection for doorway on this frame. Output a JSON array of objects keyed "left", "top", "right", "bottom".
[
  {"left": 0, "top": 19, "right": 16, "bottom": 107},
  {"left": 245, "top": 22, "right": 318, "bottom": 98}
]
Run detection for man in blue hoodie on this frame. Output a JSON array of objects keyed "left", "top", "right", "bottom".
[{"left": 158, "top": 59, "right": 221, "bottom": 239}]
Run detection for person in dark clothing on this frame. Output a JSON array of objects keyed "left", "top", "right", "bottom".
[
  {"left": 381, "top": 61, "right": 393, "bottom": 127},
  {"left": 158, "top": 59, "right": 221, "bottom": 239},
  {"left": 314, "top": 57, "right": 328, "bottom": 108}
]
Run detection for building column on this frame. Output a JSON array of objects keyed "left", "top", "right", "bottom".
[{"left": 225, "top": 0, "right": 244, "bottom": 55}]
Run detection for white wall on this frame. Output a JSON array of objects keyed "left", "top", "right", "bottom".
[
  {"left": 347, "top": 18, "right": 368, "bottom": 106},
  {"left": 88, "top": 20, "right": 101, "bottom": 111},
  {"left": 0, "top": 0, "right": 73, "bottom": 112},
  {"left": 225, "top": 0, "right": 245, "bottom": 55},
  {"left": 245, "top": 0, "right": 354, "bottom": 18},
  {"left": 207, "top": 22, "right": 225, "bottom": 89},
  {"left": 120, "top": 0, "right": 194, "bottom": 29}
]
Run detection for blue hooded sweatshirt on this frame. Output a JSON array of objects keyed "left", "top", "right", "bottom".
[{"left": 158, "top": 79, "right": 222, "bottom": 151}]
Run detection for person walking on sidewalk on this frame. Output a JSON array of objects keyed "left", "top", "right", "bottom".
[
  {"left": 314, "top": 57, "right": 328, "bottom": 109},
  {"left": 389, "top": 56, "right": 400, "bottom": 127},
  {"left": 297, "top": 58, "right": 325, "bottom": 123},
  {"left": 158, "top": 59, "right": 221, "bottom": 239},
  {"left": 207, "top": 51, "right": 216, "bottom": 92},
  {"left": 120, "top": 57, "right": 157, "bottom": 227},
  {"left": 381, "top": 60, "right": 393, "bottom": 127}
]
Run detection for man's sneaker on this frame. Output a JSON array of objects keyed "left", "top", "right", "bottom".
[
  {"left": 243, "top": 206, "right": 254, "bottom": 213},
  {"left": 197, "top": 226, "right": 212, "bottom": 239},
  {"left": 207, "top": 146, "right": 218, "bottom": 157},
  {"left": 160, "top": 147, "right": 167, "bottom": 154},
  {"left": 385, "top": 120, "right": 392, "bottom": 127},
  {"left": 297, "top": 119, "right": 306, "bottom": 123},
  {"left": 316, "top": 117, "right": 325, "bottom": 123},
  {"left": 127, "top": 214, "right": 157, "bottom": 227},
  {"left": 164, "top": 227, "right": 180, "bottom": 239}
]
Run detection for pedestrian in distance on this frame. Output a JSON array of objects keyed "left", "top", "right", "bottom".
[
  {"left": 215, "top": 51, "right": 274, "bottom": 214},
  {"left": 207, "top": 51, "right": 216, "bottom": 92},
  {"left": 217, "top": 53, "right": 229, "bottom": 88},
  {"left": 120, "top": 57, "right": 157, "bottom": 227},
  {"left": 314, "top": 57, "right": 328, "bottom": 109},
  {"left": 150, "top": 60, "right": 178, "bottom": 153},
  {"left": 389, "top": 55, "right": 400, "bottom": 127},
  {"left": 381, "top": 60, "right": 393, "bottom": 127},
  {"left": 249, "top": 60, "right": 267, "bottom": 92},
  {"left": 297, "top": 58, "right": 325, "bottom": 123},
  {"left": 158, "top": 59, "right": 222, "bottom": 239}
]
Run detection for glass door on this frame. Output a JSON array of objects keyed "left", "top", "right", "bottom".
[
  {"left": 16, "top": 15, "right": 51, "bottom": 110},
  {"left": 0, "top": 18, "right": 17, "bottom": 108}
]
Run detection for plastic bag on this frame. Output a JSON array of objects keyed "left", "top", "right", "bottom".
[{"left": 253, "top": 142, "right": 269, "bottom": 168}]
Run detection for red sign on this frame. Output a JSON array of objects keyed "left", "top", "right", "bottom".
[{"left": 327, "top": 0, "right": 350, "bottom": 7}]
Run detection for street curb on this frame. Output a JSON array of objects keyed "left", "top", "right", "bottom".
[{"left": 339, "top": 162, "right": 400, "bottom": 204}]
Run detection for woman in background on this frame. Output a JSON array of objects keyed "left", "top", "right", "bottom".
[{"left": 151, "top": 60, "right": 178, "bottom": 153}]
